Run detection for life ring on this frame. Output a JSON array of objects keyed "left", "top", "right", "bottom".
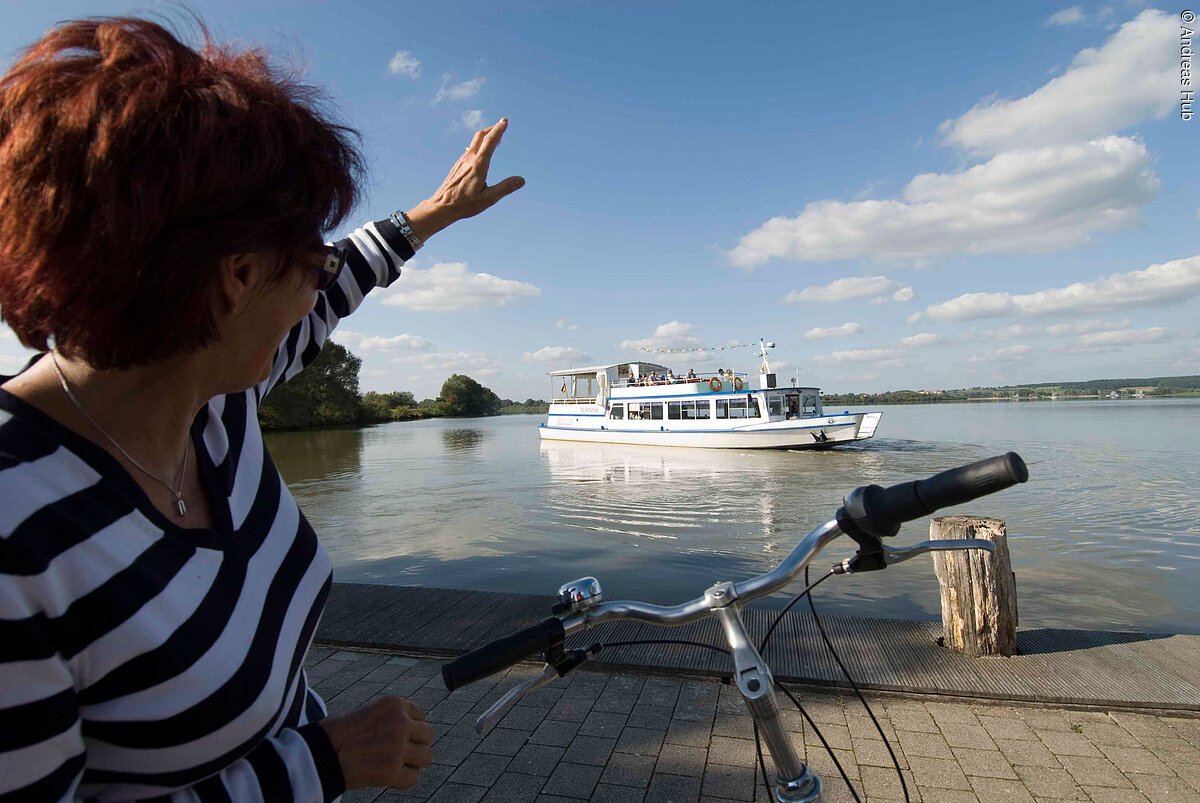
[
  {"left": 709, "top": 377, "right": 723, "bottom": 392},
  {"left": 733, "top": 377, "right": 744, "bottom": 391}
]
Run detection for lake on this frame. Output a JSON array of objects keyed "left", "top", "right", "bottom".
[{"left": 266, "top": 398, "right": 1200, "bottom": 634}]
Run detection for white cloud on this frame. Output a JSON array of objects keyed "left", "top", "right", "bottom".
[
  {"left": 977, "top": 324, "right": 1042, "bottom": 339},
  {"left": 900, "top": 333, "right": 942, "bottom": 348},
  {"left": 892, "top": 286, "right": 914, "bottom": 302},
  {"left": 967, "top": 345, "right": 1033, "bottom": 363},
  {"left": 555, "top": 319, "right": 579, "bottom": 332},
  {"left": 358, "top": 333, "right": 435, "bottom": 351},
  {"left": 1046, "top": 6, "right": 1085, "bottom": 25},
  {"left": 813, "top": 347, "right": 905, "bottom": 367},
  {"left": 433, "top": 77, "right": 484, "bottom": 104},
  {"left": 619, "top": 321, "right": 702, "bottom": 351},
  {"left": 785, "top": 276, "right": 904, "bottom": 303},
  {"left": 387, "top": 50, "right": 421, "bottom": 78},
  {"left": 804, "top": 322, "right": 862, "bottom": 340},
  {"left": 919, "top": 255, "right": 1200, "bottom": 321},
  {"left": 942, "top": 10, "right": 1176, "bottom": 154},
  {"left": 1077, "top": 326, "right": 1169, "bottom": 346},
  {"left": 390, "top": 350, "right": 502, "bottom": 378},
  {"left": 731, "top": 138, "right": 1156, "bottom": 267},
  {"left": 381, "top": 262, "right": 540, "bottom": 312},
  {"left": 461, "top": 109, "right": 485, "bottom": 128},
  {"left": 523, "top": 346, "right": 590, "bottom": 363},
  {"left": 1044, "top": 318, "right": 1130, "bottom": 335}
]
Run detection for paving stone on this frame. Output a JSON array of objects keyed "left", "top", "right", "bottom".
[
  {"left": 498, "top": 705, "right": 552, "bottom": 731},
  {"left": 994, "top": 737, "right": 1059, "bottom": 768},
  {"left": 968, "top": 775, "right": 1035, "bottom": 803},
  {"left": 701, "top": 763, "right": 756, "bottom": 801},
  {"left": 448, "top": 753, "right": 512, "bottom": 787},
  {"left": 1126, "top": 773, "right": 1200, "bottom": 801},
  {"left": 928, "top": 703, "right": 981, "bottom": 727},
  {"left": 431, "top": 735, "right": 481, "bottom": 766},
  {"left": 591, "top": 782, "right": 644, "bottom": 802},
  {"left": 1012, "top": 763, "right": 1087, "bottom": 800},
  {"left": 657, "top": 743, "right": 710, "bottom": 777},
  {"left": 917, "top": 788, "right": 980, "bottom": 802},
  {"left": 341, "top": 788, "right": 387, "bottom": 803},
  {"left": 888, "top": 706, "right": 940, "bottom": 735},
  {"left": 427, "top": 699, "right": 475, "bottom": 724},
  {"left": 859, "top": 764, "right": 909, "bottom": 801},
  {"left": 1079, "top": 722, "right": 1143, "bottom": 748},
  {"left": 846, "top": 714, "right": 898, "bottom": 741},
  {"left": 599, "top": 752, "right": 656, "bottom": 788},
  {"left": 478, "top": 727, "right": 533, "bottom": 757},
  {"left": 1109, "top": 712, "right": 1169, "bottom": 740},
  {"left": 507, "top": 744, "right": 566, "bottom": 777},
  {"left": 616, "top": 727, "right": 667, "bottom": 757},
  {"left": 707, "top": 736, "right": 758, "bottom": 768},
  {"left": 1096, "top": 743, "right": 1174, "bottom": 775},
  {"left": 666, "top": 719, "right": 714, "bottom": 748},
  {"left": 1081, "top": 787, "right": 1151, "bottom": 802},
  {"left": 540, "top": 762, "right": 603, "bottom": 799},
  {"left": 593, "top": 692, "right": 638, "bottom": 715},
  {"left": 1038, "top": 730, "right": 1104, "bottom": 758},
  {"left": 1018, "top": 709, "right": 1075, "bottom": 733},
  {"left": 951, "top": 747, "right": 1018, "bottom": 780},
  {"left": 852, "top": 737, "right": 908, "bottom": 769},
  {"left": 940, "top": 722, "right": 998, "bottom": 750},
  {"left": 626, "top": 703, "right": 673, "bottom": 730},
  {"left": 979, "top": 716, "right": 1037, "bottom": 742},
  {"left": 606, "top": 673, "right": 646, "bottom": 696},
  {"left": 562, "top": 735, "right": 616, "bottom": 767},
  {"left": 428, "top": 782, "right": 486, "bottom": 802},
  {"left": 898, "top": 730, "right": 955, "bottom": 760},
  {"left": 802, "top": 722, "right": 852, "bottom": 751},
  {"left": 546, "top": 697, "right": 594, "bottom": 723},
  {"left": 805, "top": 747, "right": 860, "bottom": 782},
  {"left": 640, "top": 678, "right": 683, "bottom": 707},
  {"left": 1056, "top": 755, "right": 1134, "bottom": 789},
  {"left": 578, "top": 710, "right": 628, "bottom": 739},
  {"left": 646, "top": 772, "right": 704, "bottom": 803},
  {"left": 481, "top": 772, "right": 544, "bottom": 802},
  {"left": 529, "top": 719, "right": 581, "bottom": 748},
  {"left": 908, "top": 756, "right": 973, "bottom": 791}
]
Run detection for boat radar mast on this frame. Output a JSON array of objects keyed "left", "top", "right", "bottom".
[{"left": 757, "top": 338, "right": 776, "bottom": 375}]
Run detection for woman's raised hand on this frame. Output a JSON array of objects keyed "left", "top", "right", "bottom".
[
  {"left": 404, "top": 117, "right": 525, "bottom": 242},
  {"left": 320, "top": 695, "right": 435, "bottom": 790}
]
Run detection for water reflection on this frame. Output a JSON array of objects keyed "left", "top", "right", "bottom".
[
  {"left": 441, "top": 428, "right": 487, "bottom": 452},
  {"left": 265, "top": 427, "right": 363, "bottom": 485}
]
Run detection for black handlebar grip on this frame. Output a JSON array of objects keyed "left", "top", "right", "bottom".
[
  {"left": 442, "top": 617, "right": 565, "bottom": 691},
  {"left": 841, "top": 452, "right": 1028, "bottom": 540}
]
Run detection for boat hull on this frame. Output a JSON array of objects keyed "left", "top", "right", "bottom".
[{"left": 538, "top": 412, "right": 881, "bottom": 450}]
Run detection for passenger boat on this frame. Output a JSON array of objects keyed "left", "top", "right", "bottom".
[{"left": 539, "top": 340, "right": 882, "bottom": 449}]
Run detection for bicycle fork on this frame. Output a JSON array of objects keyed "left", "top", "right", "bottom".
[{"left": 706, "top": 582, "right": 823, "bottom": 803}]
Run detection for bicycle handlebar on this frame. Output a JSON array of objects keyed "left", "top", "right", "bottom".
[
  {"left": 838, "top": 452, "right": 1028, "bottom": 540},
  {"left": 441, "top": 453, "right": 1027, "bottom": 691}
]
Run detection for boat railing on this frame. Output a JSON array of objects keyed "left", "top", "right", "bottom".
[
  {"left": 551, "top": 397, "right": 600, "bottom": 405},
  {"left": 616, "top": 372, "right": 745, "bottom": 389}
]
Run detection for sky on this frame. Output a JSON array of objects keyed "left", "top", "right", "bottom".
[{"left": 0, "top": 1, "right": 1197, "bottom": 399}]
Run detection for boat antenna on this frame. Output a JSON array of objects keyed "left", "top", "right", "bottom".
[{"left": 758, "top": 338, "right": 776, "bottom": 375}]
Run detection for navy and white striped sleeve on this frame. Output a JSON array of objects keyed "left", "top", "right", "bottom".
[
  {"left": 256, "top": 217, "right": 415, "bottom": 402},
  {"left": 0, "top": 646, "right": 345, "bottom": 803}
]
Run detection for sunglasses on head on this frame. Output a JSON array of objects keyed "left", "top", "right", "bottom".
[{"left": 308, "top": 244, "right": 348, "bottom": 291}]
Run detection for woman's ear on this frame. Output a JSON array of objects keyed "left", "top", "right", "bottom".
[{"left": 217, "top": 252, "right": 270, "bottom": 315}]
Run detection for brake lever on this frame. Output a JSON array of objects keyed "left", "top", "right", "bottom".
[
  {"left": 883, "top": 538, "right": 995, "bottom": 566},
  {"left": 474, "top": 663, "right": 561, "bottom": 733},
  {"left": 833, "top": 538, "right": 995, "bottom": 574}
]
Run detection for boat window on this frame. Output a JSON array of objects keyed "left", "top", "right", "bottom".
[
  {"left": 785, "top": 393, "right": 800, "bottom": 419},
  {"left": 768, "top": 396, "right": 784, "bottom": 417},
  {"left": 668, "top": 401, "right": 682, "bottom": 420},
  {"left": 693, "top": 400, "right": 710, "bottom": 420},
  {"left": 649, "top": 402, "right": 664, "bottom": 420},
  {"left": 802, "top": 394, "right": 817, "bottom": 415},
  {"left": 610, "top": 403, "right": 624, "bottom": 420},
  {"left": 728, "top": 398, "right": 748, "bottom": 418},
  {"left": 715, "top": 400, "right": 728, "bottom": 419},
  {"left": 748, "top": 396, "right": 760, "bottom": 418}
]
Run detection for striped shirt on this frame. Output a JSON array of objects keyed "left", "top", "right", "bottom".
[{"left": 0, "top": 219, "right": 412, "bottom": 802}]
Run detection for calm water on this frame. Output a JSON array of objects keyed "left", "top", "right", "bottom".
[{"left": 266, "top": 399, "right": 1200, "bottom": 634}]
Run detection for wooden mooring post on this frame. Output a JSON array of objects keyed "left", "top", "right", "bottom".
[{"left": 930, "top": 515, "right": 1018, "bottom": 657}]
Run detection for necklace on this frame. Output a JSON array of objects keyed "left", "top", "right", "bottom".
[{"left": 50, "top": 351, "right": 191, "bottom": 516}]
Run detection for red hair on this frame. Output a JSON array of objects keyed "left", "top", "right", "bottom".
[{"left": 0, "top": 16, "right": 364, "bottom": 369}]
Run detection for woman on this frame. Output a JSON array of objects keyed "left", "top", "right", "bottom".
[{"left": 0, "top": 17, "right": 523, "bottom": 802}]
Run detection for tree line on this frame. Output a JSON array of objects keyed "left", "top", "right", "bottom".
[{"left": 258, "top": 342, "right": 549, "bottom": 431}]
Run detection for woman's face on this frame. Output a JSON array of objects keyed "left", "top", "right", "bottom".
[{"left": 213, "top": 252, "right": 319, "bottom": 394}]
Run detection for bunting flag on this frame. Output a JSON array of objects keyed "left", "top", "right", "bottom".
[
  {"left": 561, "top": 381, "right": 567, "bottom": 393},
  {"left": 633, "top": 341, "right": 756, "bottom": 354}
]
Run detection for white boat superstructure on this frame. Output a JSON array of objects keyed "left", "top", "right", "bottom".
[{"left": 539, "top": 340, "right": 881, "bottom": 450}]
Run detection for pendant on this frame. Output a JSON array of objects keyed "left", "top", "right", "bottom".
[{"left": 177, "top": 497, "right": 187, "bottom": 517}]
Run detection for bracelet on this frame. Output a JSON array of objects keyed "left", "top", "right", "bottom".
[{"left": 389, "top": 210, "right": 424, "bottom": 253}]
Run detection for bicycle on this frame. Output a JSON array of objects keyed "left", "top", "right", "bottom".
[{"left": 442, "top": 452, "right": 1029, "bottom": 802}]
